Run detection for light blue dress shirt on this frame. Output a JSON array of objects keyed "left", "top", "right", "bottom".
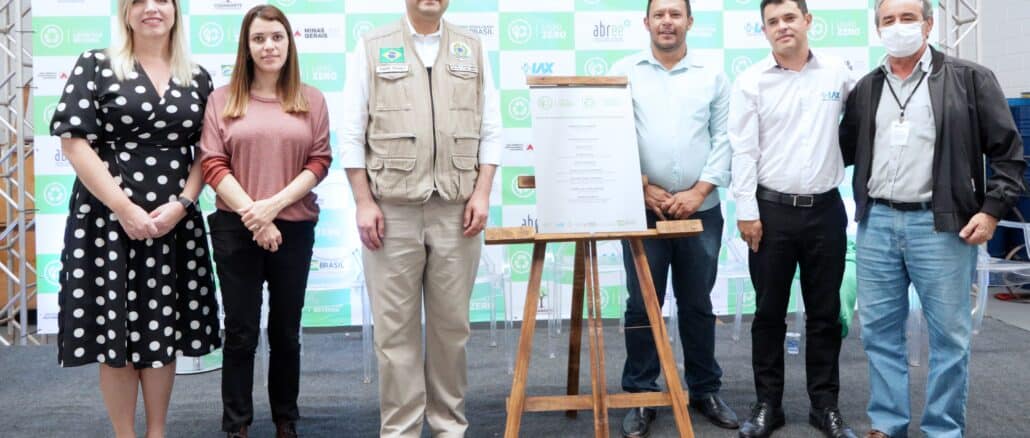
[{"left": 609, "top": 50, "right": 732, "bottom": 213}]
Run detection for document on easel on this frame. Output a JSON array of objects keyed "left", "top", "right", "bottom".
[{"left": 530, "top": 84, "right": 647, "bottom": 234}]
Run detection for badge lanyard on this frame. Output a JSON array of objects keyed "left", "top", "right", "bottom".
[
  {"left": 884, "top": 69, "right": 927, "bottom": 123},
  {"left": 884, "top": 70, "right": 927, "bottom": 148}
]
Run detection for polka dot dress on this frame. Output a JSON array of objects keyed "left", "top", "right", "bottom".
[{"left": 50, "top": 49, "right": 221, "bottom": 368}]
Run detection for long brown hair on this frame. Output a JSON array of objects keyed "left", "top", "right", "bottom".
[{"left": 222, "top": 4, "right": 308, "bottom": 118}]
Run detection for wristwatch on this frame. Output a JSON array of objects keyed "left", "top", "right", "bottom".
[{"left": 177, "top": 195, "right": 195, "bottom": 211}]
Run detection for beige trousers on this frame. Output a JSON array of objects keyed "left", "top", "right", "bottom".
[{"left": 363, "top": 195, "right": 481, "bottom": 438}]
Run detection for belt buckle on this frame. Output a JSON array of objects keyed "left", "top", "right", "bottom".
[{"left": 792, "top": 195, "right": 814, "bottom": 208}]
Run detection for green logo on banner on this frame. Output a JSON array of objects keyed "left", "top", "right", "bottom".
[
  {"left": 809, "top": 10, "right": 868, "bottom": 48},
  {"left": 500, "top": 13, "right": 575, "bottom": 51},
  {"left": 576, "top": 50, "right": 636, "bottom": 76},
  {"left": 346, "top": 14, "right": 399, "bottom": 52},
  {"left": 506, "top": 244, "right": 533, "bottom": 282},
  {"left": 724, "top": 48, "right": 770, "bottom": 81},
  {"left": 33, "top": 17, "right": 110, "bottom": 57},
  {"left": 34, "top": 95, "right": 59, "bottom": 137},
  {"left": 379, "top": 47, "right": 405, "bottom": 63},
  {"left": 36, "top": 175, "right": 76, "bottom": 215},
  {"left": 686, "top": 12, "right": 724, "bottom": 49},
  {"left": 37, "top": 254, "right": 62, "bottom": 294},
  {"left": 502, "top": 166, "right": 535, "bottom": 205},
  {"left": 199, "top": 186, "right": 217, "bottom": 212},
  {"left": 190, "top": 15, "right": 243, "bottom": 54},
  {"left": 270, "top": 0, "right": 344, "bottom": 14},
  {"left": 501, "top": 90, "right": 531, "bottom": 129},
  {"left": 300, "top": 53, "right": 346, "bottom": 91}
]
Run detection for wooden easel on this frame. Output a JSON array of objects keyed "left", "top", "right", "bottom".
[{"left": 486, "top": 175, "right": 700, "bottom": 438}]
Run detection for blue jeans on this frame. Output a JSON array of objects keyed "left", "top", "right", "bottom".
[
  {"left": 857, "top": 204, "right": 976, "bottom": 438},
  {"left": 621, "top": 206, "right": 723, "bottom": 396}
]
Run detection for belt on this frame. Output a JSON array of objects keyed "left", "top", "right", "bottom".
[
  {"left": 870, "top": 198, "right": 932, "bottom": 211},
  {"left": 756, "top": 186, "right": 838, "bottom": 208}
]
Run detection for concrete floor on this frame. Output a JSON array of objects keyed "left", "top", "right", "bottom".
[{"left": 985, "top": 286, "right": 1030, "bottom": 331}]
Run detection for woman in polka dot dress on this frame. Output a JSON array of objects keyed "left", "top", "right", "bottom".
[
  {"left": 201, "top": 5, "right": 331, "bottom": 438},
  {"left": 49, "top": 0, "right": 220, "bottom": 436}
]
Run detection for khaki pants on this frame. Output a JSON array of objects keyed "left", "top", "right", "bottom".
[{"left": 363, "top": 195, "right": 481, "bottom": 438}]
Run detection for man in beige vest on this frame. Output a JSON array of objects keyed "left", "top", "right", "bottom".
[{"left": 340, "top": 0, "right": 502, "bottom": 436}]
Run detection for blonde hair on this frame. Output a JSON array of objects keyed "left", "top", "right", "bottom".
[
  {"left": 109, "top": 0, "right": 194, "bottom": 84},
  {"left": 222, "top": 5, "right": 309, "bottom": 118}
]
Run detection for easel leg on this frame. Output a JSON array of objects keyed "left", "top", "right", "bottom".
[
  {"left": 628, "top": 239, "right": 695, "bottom": 438},
  {"left": 585, "top": 240, "right": 610, "bottom": 438},
  {"left": 565, "top": 241, "right": 586, "bottom": 419},
  {"left": 505, "top": 242, "right": 548, "bottom": 438}
]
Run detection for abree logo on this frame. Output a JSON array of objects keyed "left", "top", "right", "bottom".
[{"left": 592, "top": 19, "right": 631, "bottom": 42}]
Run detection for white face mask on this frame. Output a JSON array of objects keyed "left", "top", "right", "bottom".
[{"left": 880, "top": 22, "right": 925, "bottom": 57}]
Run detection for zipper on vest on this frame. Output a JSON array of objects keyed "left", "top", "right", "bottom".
[{"left": 427, "top": 66, "right": 438, "bottom": 191}]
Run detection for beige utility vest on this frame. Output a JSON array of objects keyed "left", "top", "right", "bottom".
[{"left": 363, "top": 19, "right": 485, "bottom": 203}]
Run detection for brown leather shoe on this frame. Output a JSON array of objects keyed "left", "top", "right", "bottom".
[
  {"left": 226, "top": 425, "right": 248, "bottom": 438},
  {"left": 865, "top": 430, "right": 890, "bottom": 438},
  {"left": 276, "top": 421, "right": 298, "bottom": 438}
]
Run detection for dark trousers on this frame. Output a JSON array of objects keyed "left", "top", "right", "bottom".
[
  {"left": 621, "top": 206, "right": 724, "bottom": 396},
  {"left": 748, "top": 193, "right": 846, "bottom": 409},
  {"left": 208, "top": 210, "right": 315, "bottom": 431}
]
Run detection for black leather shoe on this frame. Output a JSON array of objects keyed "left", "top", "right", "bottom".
[
  {"left": 690, "top": 394, "right": 740, "bottom": 429},
  {"left": 738, "top": 402, "right": 785, "bottom": 438},
  {"left": 622, "top": 407, "right": 657, "bottom": 438},
  {"left": 809, "top": 408, "right": 857, "bottom": 438}
]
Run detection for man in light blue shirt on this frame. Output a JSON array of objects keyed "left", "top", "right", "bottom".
[{"left": 610, "top": 1, "right": 736, "bottom": 437}]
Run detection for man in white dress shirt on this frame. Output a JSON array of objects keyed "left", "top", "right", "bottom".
[
  {"left": 339, "top": 0, "right": 502, "bottom": 436},
  {"left": 728, "top": 1, "right": 857, "bottom": 437}
]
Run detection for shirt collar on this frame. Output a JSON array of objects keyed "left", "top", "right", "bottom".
[
  {"left": 761, "top": 50, "right": 818, "bottom": 72},
  {"left": 405, "top": 16, "right": 443, "bottom": 39},
  {"left": 880, "top": 45, "right": 933, "bottom": 76},
  {"left": 635, "top": 49, "right": 700, "bottom": 73}
]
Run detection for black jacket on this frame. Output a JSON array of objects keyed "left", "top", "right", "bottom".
[{"left": 841, "top": 47, "right": 1026, "bottom": 231}]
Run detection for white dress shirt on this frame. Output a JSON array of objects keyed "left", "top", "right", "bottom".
[
  {"left": 728, "top": 51, "right": 857, "bottom": 221},
  {"left": 339, "top": 18, "right": 503, "bottom": 169}
]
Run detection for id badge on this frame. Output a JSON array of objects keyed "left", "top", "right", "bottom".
[{"left": 890, "top": 119, "right": 910, "bottom": 147}]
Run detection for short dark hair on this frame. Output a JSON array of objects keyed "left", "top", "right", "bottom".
[
  {"left": 646, "top": 0, "right": 692, "bottom": 17},
  {"left": 760, "top": 0, "right": 809, "bottom": 20}
]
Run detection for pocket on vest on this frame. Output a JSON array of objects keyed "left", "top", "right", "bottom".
[
  {"left": 451, "top": 132, "right": 480, "bottom": 156},
  {"left": 368, "top": 132, "right": 416, "bottom": 157},
  {"left": 447, "top": 68, "right": 479, "bottom": 111},
  {"left": 447, "top": 155, "right": 479, "bottom": 200},
  {"left": 367, "top": 157, "right": 416, "bottom": 200}
]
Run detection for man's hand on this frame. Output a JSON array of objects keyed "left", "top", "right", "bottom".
[
  {"left": 253, "top": 223, "right": 282, "bottom": 252},
  {"left": 738, "top": 219, "right": 763, "bottom": 252},
  {"left": 463, "top": 190, "right": 489, "bottom": 237},
  {"left": 661, "top": 188, "right": 705, "bottom": 220},
  {"left": 644, "top": 184, "right": 672, "bottom": 220},
  {"left": 356, "top": 199, "right": 385, "bottom": 250},
  {"left": 959, "top": 212, "right": 999, "bottom": 245}
]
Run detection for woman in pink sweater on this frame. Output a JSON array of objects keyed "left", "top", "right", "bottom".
[{"left": 199, "top": 5, "right": 330, "bottom": 438}]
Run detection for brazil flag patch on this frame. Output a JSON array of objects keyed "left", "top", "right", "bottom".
[{"left": 379, "top": 47, "right": 405, "bottom": 63}]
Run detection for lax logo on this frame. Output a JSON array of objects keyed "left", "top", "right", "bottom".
[
  {"left": 199, "top": 22, "right": 225, "bottom": 48},
  {"left": 352, "top": 21, "right": 375, "bottom": 41},
  {"left": 44, "top": 260, "right": 62, "bottom": 288},
  {"left": 44, "top": 182, "right": 68, "bottom": 207},
  {"left": 584, "top": 57, "right": 609, "bottom": 76},
  {"left": 809, "top": 16, "right": 828, "bottom": 41},
  {"left": 40, "top": 25, "right": 63, "bottom": 49},
  {"left": 508, "top": 19, "right": 532, "bottom": 45},
  {"left": 508, "top": 96, "right": 530, "bottom": 122}
]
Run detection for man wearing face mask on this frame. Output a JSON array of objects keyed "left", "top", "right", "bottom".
[
  {"left": 339, "top": 0, "right": 502, "bottom": 436},
  {"left": 608, "top": 0, "right": 737, "bottom": 436},
  {"left": 840, "top": 1, "right": 1025, "bottom": 437},
  {"left": 729, "top": 1, "right": 858, "bottom": 437}
]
